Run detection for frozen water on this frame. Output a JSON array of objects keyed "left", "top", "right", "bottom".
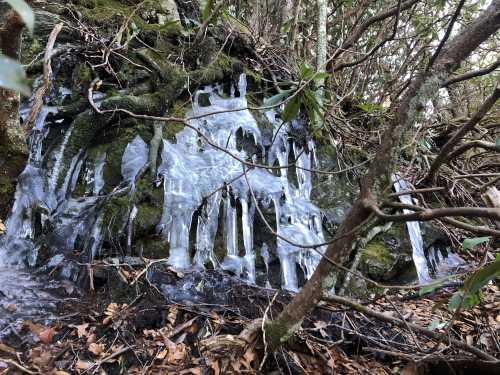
[
  {"left": 393, "top": 176, "right": 464, "bottom": 283},
  {"left": 122, "top": 135, "right": 149, "bottom": 188},
  {"left": 155, "top": 74, "right": 326, "bottom": 290},
  {"left": 393, "top": 176, "right": 431, "bottom": 283}
]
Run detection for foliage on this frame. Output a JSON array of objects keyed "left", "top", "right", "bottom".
[
  {"left": 0, "top": 54, "right": 30, "bottom": 95},
  {"left": 264, "top": 63, "right": 326, "bottom": 124},
  {"left": 448, "top": 255, "right": 500, "bottom": 311},
  {"left": 0, "top": 0, "right": 33, "bottom": 95}
]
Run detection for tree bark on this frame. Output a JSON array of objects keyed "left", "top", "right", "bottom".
[
  {"left": 265, "top": 0, "right": 500, "bottom": 350},
  {"left": 0, "top": 10, "right": 28, "bottom": 219}
]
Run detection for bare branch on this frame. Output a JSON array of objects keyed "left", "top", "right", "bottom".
[
  {"left": 426, "top": 86, "right": 500, "bottom": 181},
  {"left": 443, "top": 58, "right": 500, "bottom": 86}
]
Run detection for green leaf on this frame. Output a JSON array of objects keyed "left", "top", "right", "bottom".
[
  {"left": 281, "top": 95, "right": 301, "bottom": 123},
  {"left": 202, "top": 0, "right": 216, "bottom": 22},
  {"left": 263, "top": 89, "right": 294, "bottom": 107},
  {"left": 448, "top": 292, "right": 463, "bottom": 311},
  {"left": 465, "top": 257, "right": 500, "bottom": 294},
  {"left": 5, "top": 0, "right": 34, "bottom": 34},
  {"left": 299, "top": 63, "right": 315, "bottom": 81},
  {"left": 314, "top": 72, "right": 330, "bottom": 81},
  {"left": 462, "top": 236, "right": 490, "bottom": 250},
  {"left": 496, "top": 138, "right": 500, "bottom": 147},
  {"left": 0, "top": 54, "right": 30, "bottom": 95}
]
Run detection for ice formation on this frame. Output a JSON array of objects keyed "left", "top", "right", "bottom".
[
  {"left": 155, "top": 74, "right": 326, "bottom": 290},
  {"left": 393, "top": 176, "right": 464, "bottom": 283},
  {"left": 0, "top": 73, "right": 463, "bottom": 292}
]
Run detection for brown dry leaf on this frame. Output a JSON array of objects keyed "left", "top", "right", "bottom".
[
  {"left": 179, "top": 368, "right": 201, "bottom": 375},
  {"left": 88, "top": 343, "right": 105, "bottom": 356},
  {"left": 87, "top": 333, "right": 97, "bottom": 344},
  {"left": 25, "top": 320, "right": 46, "bottom": 335},
  {"left": 156, "top": 349, "right": 168, "bottom": 360},
  {"left": 167, "top": 307, "right": 178, "bottom": 325},
  {"left": 0, "top": 220, "right": 5, "bottom": 233},
  {"left": 241, "top": 345, "right": 257, "bottom": 370},
  {"left": 70, "top": 323, "right": 89, "bottom": 338},
  {"left": 208, "top": 359, "right": 220, "bottom": 375},
  {"left": 32, "top": 350, "right": 52, "bottom": 368},
  {"left": 39, "top": 327, "right": 56, "bottom": 344},
  {"left": 76, "top": 359, "right": 93, "bottom": 371},
  {"left": 52, "top": 371, "right": 71, "bottom": 375}
]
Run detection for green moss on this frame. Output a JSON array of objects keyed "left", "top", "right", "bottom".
[
  {"left": 360, "top": 240, "right": 397, "bottom": 280},
  {"left": 190, "top": 54, "right": 242, "bottom": 86},
  {"left": 134, "top": 204, "right": 162, "bottom": 237},
  {"left": 136, "top": 239, "right": 169, "bottom": 259},
  {"left": 0, "top": 176, "right": 13, "bottom": 195},
  {"left": 102, "top": 193, "right": 130, "bottom": 236}
]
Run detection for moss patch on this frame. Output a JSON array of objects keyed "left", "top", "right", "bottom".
[{"left": 360, "top": 240, "right": 396, "bottom": 280}]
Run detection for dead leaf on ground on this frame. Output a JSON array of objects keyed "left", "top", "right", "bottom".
[
  {"left": 88, "top": 342, "right": 105, "bottom": 356},
  {"left": 39, "top": 327, "right": 56, "bottom": 344}
]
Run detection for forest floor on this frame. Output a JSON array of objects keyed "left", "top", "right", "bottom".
[{"left": 0, "top": 263, "right": 498, "bottom": 374}]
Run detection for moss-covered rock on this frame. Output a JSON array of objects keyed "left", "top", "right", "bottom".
[{"left": 360, "top": 240, "right": 396, "bottom": 280}]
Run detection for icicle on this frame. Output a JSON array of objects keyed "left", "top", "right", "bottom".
[
  {"left": 260, "top": 243, "right": 271, "bottom": 288},
  {"left": 240, "top": 197, "right": 255, "bottom": 282},
  {"left": 89, "top": 212, "right": 104, "bottom": 260},
  {"left": 393, "top": 175, "right": 431, "bottom": 283},
  {"left": 48, "top": 125, "right": 74, "bottom": 199},
  {"left": 126, "top": 205, "right": 138, "bottom": 253},
  {"left": 222, "top": 198, "right": 243, "bottom": 275},
  {"left": 122, "top": 136, "right": 149, "bottom": 190},
  {"left": 194, "top": 192, "right": 222, "bottom": 268},
  {"left": 93, "top": 152, "right": 106, "bottom": 195}
]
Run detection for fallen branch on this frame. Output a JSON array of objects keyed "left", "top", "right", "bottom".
[
  {"left": 321, "top": 294, "right": 498, "bottom": 362},
  {"left": 24, "top": 22, "right": 64, "bottom": 132}
]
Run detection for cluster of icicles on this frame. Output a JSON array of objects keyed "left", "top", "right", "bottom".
[
  {"left": 0, "top": 75, "right": 325, "bottom": 291},
  {"left": 0, "top": 74, "right": 462, "bottom": 291},
  {"left": 155, "top": 75, "right": 325, "bottom": 291}
]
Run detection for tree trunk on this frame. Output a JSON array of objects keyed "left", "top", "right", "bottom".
[
  {"left": 0, "top": 10, "right": 28, "bottom": 219},
  {"left": 315, "top": 0, "right": 328, "bottom": 124},
  {"left": 264, "top": 0, "right": 500, "bottom": 349}
]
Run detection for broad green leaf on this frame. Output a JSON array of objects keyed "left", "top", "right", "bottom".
[
  {"left": 462, "top": 236, "right": 490, "bottom": 250},
  {"left": 281, "top": 95, "right": 301, "bottom": 123},
  {"left": 263, "top": 89, "right": 293, "bottom": 107},
  {"left": 0, "top": 54, "right": 30, "bottom": 95},
  {"left": 5, "top": 0, "right": 34, "bottom": 34},
  {"left": 447, "top": 292, "right": 463, "bottom": 311},
  {"left": 419, "top": 280, "right": 443, "bottom": 296},
  {"left": 299, "top": 63, "right": 315, "bottom": 81},
  {"left": 464, "top": 257, "right": 500, "bottom": 294}
]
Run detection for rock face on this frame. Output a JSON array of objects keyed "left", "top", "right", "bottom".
[{"left": 0, "top": 0, "right": 458, "bottom": 296}]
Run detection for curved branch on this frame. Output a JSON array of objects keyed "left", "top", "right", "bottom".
[
  {"left": 369, "top": 200, "right": 500, "bottom": 222},
  {"left": 446, "top": 140, "right": 500, "bottom": 163},
  {"left": 443, "top": 58, "right": 500, "bottom": 86},
  {"left": 426, "top": 86, "right": 500, "bottom": 181},
  {"left": 329, "top": 0, "right": 420, "bottom": 69}
]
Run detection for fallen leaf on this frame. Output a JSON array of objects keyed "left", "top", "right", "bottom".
[
  {"left": 76, "top": 360, "right": 93, "bottom": 371},
  {"left": 39, "top": 327, "right": 56, "bottom": 344},
  {"left": 88, "top": 343, "right": 104, "bottom": 356},
  {"left": 70, "top": 323, "right": 89, "bottom": 338}
]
